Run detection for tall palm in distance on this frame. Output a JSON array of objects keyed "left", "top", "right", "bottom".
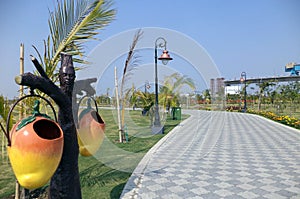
[
  {"left": 160, "top": 72, "right": 195, "bottom": 109},
  {"left": 130, "top": 73, "right": 195, "bottom": 115}
]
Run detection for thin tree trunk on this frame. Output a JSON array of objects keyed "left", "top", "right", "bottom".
[
  {"left": 115, "top": 67, "right": 122, "bottom": 143},
  {"left": 258, "top": 94, "right": 261, "bottom": 111}
]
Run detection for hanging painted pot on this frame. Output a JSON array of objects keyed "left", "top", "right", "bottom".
[
  {"left": 77, "top": 98, "right": 105, "bottom": 156},
  {"left": 7, "top": 99, "right": 63, "bottom": 190}
]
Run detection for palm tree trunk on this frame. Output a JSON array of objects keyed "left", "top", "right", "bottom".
[{"left": 258, "top": 94, "right": 262, "bottom": 111}]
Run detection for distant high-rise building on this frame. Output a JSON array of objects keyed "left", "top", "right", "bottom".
[
  {"left": 210, "top": 78, "right": 215, "bottom": 98},
  {"left": 216, "top": 77, "right": 225, "bottom": 95}
]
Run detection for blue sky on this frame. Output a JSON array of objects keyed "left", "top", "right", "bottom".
[{"left": 0, "top": 0, "right": 299, "bottom": 98}]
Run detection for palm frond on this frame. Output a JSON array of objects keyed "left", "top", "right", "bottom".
[
  {"left": 50, "top": 0, "right": 115, "bottom": 64},
  {"left": 173, "top": 75, "right": 195, "bottom": 93},
  {"left": 160, "top": 72, "right": 195, "bottom": 107},
  {"left": 120, "top": 29, "right": 143, "bottom": 98},
  {"left": 34, "top": 0, "right": 115, "bottom": 82}
]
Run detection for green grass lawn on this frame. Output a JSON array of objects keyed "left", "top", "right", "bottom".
[{"left": 0, "top": 109, "right": 188, "bottom": 199}]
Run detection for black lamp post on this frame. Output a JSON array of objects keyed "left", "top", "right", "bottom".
[
  {"left": 152, "top": 37, "right": 172, "bottom": 134},
  {"left": 240, "top": 72, "right": 247, "bottom": 112}
]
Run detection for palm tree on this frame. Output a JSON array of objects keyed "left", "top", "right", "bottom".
[
  {"left": 203, "top": 89, "right": 211, "bottom": 104},
  {"left": 128, "top": 84, "right": 138, "bottom": 110},
  {"left": 257, "top": 81, "right": 275, "bottom": 110},
  {"left": 160, "top": 73, "right": 195, "bottom": 111},
  {"left": 33, "top": 0, "right": 115, "bottom": 82},
  {"left": 135, "top": 90, "right": 155, "bottom": 115},
  {"left": 118, "top": 29, "right": 143, "bottom": 141}
]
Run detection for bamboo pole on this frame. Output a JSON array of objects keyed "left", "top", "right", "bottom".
[
  {"left": 20, "top": 44, "right": 24, "bottom": 100},
  {"left": 15, "top": 43, "right": 24, "bottom": 199},
  {"left": 121, "top": 98, "right": 125, "bottom": 141},
  {"left": 114, "top": 67, "right": 122, "bottom": 143}
]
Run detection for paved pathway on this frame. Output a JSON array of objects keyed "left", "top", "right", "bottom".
[{"left": 121, "top": 110, "right": 300, "bottom": 199}]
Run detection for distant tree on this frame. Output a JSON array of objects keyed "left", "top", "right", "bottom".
[
  {"left": 0, "top": 95, "right": 11, "bottom": 160},
  {"left": 280, "top": 82, "right": 300, "bottom": 102},
  {"left": 160, "top": 73, "right": 195, "bottom": 109},
  {"left": 135, "top": 91, "right": 154, "bottom": 115},
  {"left": 257, "top": 81, "right": 275, "bottom": 110},
  {"left": 195, "top": 94, "right": 203, "bottom": 104},
  {"left": 279, "top": 82, "right": 300, "bottom": 113},
  {"left": 0, "top": 95, "right": 5, "bottom": 119},
  {"left": 0, "top": 95, "right": 13, "bottom": 131},
  {"left": 203, "top": 89, "right": 211, "bottom": 104},
  {"left": 128, "top": 84, "right": 138, "bottom": 109}
]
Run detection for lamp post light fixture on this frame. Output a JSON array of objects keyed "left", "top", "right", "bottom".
[
  {"left": 240, "top": 71, "right": 247, "bottom": 112},
  {"left": 152, "top": 37, "right": 173, "bottom": 134},
  {"left": 145, "top": 81, "right": 150, "bottom": 93}
]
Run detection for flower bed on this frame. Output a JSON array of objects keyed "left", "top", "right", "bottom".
[{"left": 246, "top": 109, "right": 300, "bottom": 130}]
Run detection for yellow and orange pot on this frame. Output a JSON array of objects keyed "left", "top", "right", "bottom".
[
  {"left": 6, "top": 99, "right": 63, "bottom": 190},
  {"left": 77, "top": 98, "right": 105, "bottom": 156}
]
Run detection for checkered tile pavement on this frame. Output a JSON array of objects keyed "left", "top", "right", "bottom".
[{"left": 121, "top": 110, "right": 300, "bottom": 199}]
